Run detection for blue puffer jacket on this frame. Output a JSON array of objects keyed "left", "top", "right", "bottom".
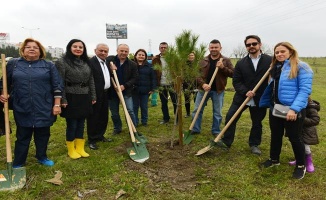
[
  {"left": 6, "top": 57, "right": 64, "bottom": 127},
  {"left": 259, "top": 60, "right": 313, "bottom": 113}
]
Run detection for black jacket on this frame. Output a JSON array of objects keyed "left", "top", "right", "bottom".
[
  {"left": 232, "top": 54, "right": 272, "bottom": 105},
  {"left": 106, "top": 55, "right": 138, "bottom": 97},
  {"left": 89, "top": 56, "right": 110, "bottom": 100},
  {"left": 302, "top": 100, "right": 320, "bottom": 145}
]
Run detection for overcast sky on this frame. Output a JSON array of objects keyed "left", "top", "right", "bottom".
[{"left": 1, "top": 0, "right": 325, "bottom": 57}]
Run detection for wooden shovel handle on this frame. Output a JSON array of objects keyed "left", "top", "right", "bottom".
[
  {"left": 110, "top": 62, "right": 136, "bottom": 142},
  {"left": 1, "top": 54, "right": 12, "bottom": 162},
  {"left": 213, "top": 66, "right": 272, "bottom": 142},
  {"left": 189, "top": 65, "right": 219, "bottom": 130}
]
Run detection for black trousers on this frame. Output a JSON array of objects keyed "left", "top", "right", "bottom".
[
  {"left": 87, "top": 90, "right": 109, "bottom": 144},
  {"left": 13, "top": 126, "right": 50, "bottom": 166},
  {"left": 222, "top": 104, "right": 267, "bottom": 147},
  {"left": 159, "top": 86, "right": 177, "bottom": 121},
  {"left": 269, "top": 109, "right": 306, "bottom": 166}
]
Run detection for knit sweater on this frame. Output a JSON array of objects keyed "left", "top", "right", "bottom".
[{"left": 56, "top": 58, "right": 96, "bottom": 104}]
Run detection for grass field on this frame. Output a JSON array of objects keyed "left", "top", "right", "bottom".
[{"left": 0, "top": 57, "right": 325, "bottom": 199}]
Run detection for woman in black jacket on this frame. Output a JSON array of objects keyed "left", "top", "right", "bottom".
[{"left": 132, "top": 49, "right": 157, "bottom": 126}]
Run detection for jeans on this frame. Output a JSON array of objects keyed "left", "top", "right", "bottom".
[
  {"left": 192, "top": 90, "right": 224, "bottom": 134},
  {"left": 66, "top": 118, "right": 85, "bottom": 141},
  {"left": 133, "top": 93, "right": 150, "bottom": 125},
  {"left": 109, "top": 95, "right": 136, "bottom": 131},
  {"left": 222, "top": 104, "right": 266, "bottom": 147},
  {"left": 269, "top": 109, "right": 306, "bottom": 166},
  {"left": 13, "top": 126, "right": 50, "bottom": 166},
  {"left": 159, "top": 86, "right": 177, "bottom": 121}
]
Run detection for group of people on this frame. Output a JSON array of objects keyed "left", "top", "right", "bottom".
[{"left": 0, "top": 35, "right": 319, "bottom": 180}]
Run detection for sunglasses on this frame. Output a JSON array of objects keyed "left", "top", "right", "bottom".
[{"left": 245, "top": 42, "right": 259, "bottom": 47}]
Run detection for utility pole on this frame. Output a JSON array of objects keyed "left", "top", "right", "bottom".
[
  {"left": 148, "top": 39, "right": 152, "bottom": 53},
  {"left": 21, "top": 27, "right": 40, "bottom": 38}
]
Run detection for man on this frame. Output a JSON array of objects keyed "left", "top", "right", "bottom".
[
  {"left": 191, "top": 39, "right": 234, "bottom": 135},
  {"left": 152, "top": 42, "right": 177, "bottom": 124},
  {"left": 107, "top": 44, "right": 138, "bottom": 134},
  {"left": 87, "top": 43, "right": 112, "bottom": 150},
  {"left": 217, "top": 35, "right": 272, "bottom": 155}
]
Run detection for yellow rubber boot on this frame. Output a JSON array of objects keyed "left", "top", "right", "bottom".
[
  {"left": 66, "top": 141, "right": 81, "bottom": 159},
  {"left": 75, "top": 138, "right": 90, "bottom": 158}
]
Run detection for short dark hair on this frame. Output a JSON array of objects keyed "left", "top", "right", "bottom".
[
  {"left": 244, "top": 35, "right": 261, "bottom": 44},
  {"left": 210, "top": 39, "right": 221, "bottom": 45},
  {"left": 159, "top": 42, "right": 168, "bottom": 46},
  {"left": 134, "top": 49, "right": 148, "bottom": 63}
]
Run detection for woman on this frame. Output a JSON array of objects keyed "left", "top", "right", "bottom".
[
  {"left": 0, "top": 38, "right": 63, "bottom": 167},
  {"left": 259, "top": 42, "right": 313, "bottom": 179},
  {"left": 132, "top": 49, "right": 156, "bottom": 126},
  {"left": 56, "top": 39, "right": 96, "bottom": 159}
]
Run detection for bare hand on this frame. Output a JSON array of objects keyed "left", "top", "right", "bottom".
[
  {"left": 286, "top": 110, "right": 297, "bottom": 121},
  {"left": 202, "top": 83, "right": 211, "bottom": 91},
  {"left": 0, "top": 94, "right": 8, "bottom": 103},
  {"left": 110, "top": 61, "right": 117, "bottom": 70},
  {"left": 216, "top": 58, "right": 224, "bottom": 69},
  {"left": 246, "top": 90, "right": 255, "bottom": 98}
]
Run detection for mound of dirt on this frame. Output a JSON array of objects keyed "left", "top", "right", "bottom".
[{"left": 122, "top": 141, "right": 198, "bottom": 191}]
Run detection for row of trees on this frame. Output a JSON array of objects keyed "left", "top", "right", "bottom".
[{"left": 0, "top": 46, "right": 53, "bottom": 60}]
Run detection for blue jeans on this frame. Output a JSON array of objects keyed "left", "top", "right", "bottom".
[
  {"left": 133, "top": 93, "right": 150, "bottom": 125},
  {"left": 13, "top": 126, "right": 50, "bottom": 166},
  {"left": 66, "top": 118, "right": 85, "bottom": 141},
  {"left": 109, "top": 95, "right": 136, "bottom": 131},
  {"left": 192, "top": 90, "right": 224, "bottom": 134}
]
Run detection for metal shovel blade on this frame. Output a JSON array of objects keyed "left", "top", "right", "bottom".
[
  {"left": 127, "top": 142, "right": 149, "bottom": 163},
  {"left": 0, "top": 164, "right": 26, "bottom": 191},
  {"left": 134, "top": 132, "right": 148, "bottom": 144},
  {"left": 183, "top": 130, "right": 195, "bottom": 145},
  {"left": 195, "top": 140, "right": 217, "bottom": 156}
]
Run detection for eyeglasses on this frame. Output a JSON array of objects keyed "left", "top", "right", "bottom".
[
  {"left": 245, "top": 42, "right": 259, "bottom": 48},
  {"left": 24, "top": 46, "right": 40, "bottom": 50}
]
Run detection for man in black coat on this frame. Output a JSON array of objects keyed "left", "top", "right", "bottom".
[
  {"left": 87, "top": 43, "right": 112, "bottom": 150},
  {"left": 106, "top": 44, "right": 138, "bottom": 134},
  {"left": 217, "top": 35, "right": 272, "bottom": 155}
]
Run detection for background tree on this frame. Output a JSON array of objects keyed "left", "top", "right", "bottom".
[
  {"left": 0, "top": 46, "right": 20, "bottom": 58},
  {"left": 232, "top": 44, "right": 247, "bottom": 59},
  {"left": 158, "top": 30, "right": 206, "bottom": 145}
]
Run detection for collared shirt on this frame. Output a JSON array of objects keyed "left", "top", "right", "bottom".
[
  {"left": 247, "top": 53, "right": 262, "bottom": 107},
  {"left": 96, "top": 56, "right": 111, "bottom": 89},
  {"left": 160, "top": 56, "right": 169, "bottom": 86}
]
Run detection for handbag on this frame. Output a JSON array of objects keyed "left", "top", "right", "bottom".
[{"left": 272, "top": 104, "right": 290, "bottom": 119}]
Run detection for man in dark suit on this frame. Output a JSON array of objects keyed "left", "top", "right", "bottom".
[
  {"left": 106, "top": 44, "right": 138, "bottom": 135},
  {"left": 217, "top": 35, "right": 272, "bottom": 155},
  {"left": 87, "top": 43, "right": 112, "bottom": 150}
]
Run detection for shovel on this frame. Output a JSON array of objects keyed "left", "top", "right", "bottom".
[
  {"left": 111, "top": 78, "right": 148, "bottom": 144},
  {"left": 110, "top": 63, "right": 149, "bottom": 163},
  {"left": 183, "top": 59, "right": 221, "bottom": 144},
  {"left": 196, "top": 66, "right": 272, "bottom": 156},
  {"left": 0, "top": 54, "right": 26, "bottom": 191}
]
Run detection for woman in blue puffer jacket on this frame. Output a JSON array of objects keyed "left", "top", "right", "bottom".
[{"left": 259, "top": 42, "right": 313, "bottom": 180}]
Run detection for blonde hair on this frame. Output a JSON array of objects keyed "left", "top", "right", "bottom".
[
  {"left": 271, "top": 42, "right": 299, "bottom": 79},
  {"left": 19, "top": 38, "right": 46, "bottom": 59}
]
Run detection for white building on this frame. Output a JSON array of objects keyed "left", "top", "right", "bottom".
[{"left": 47, "top": 46, "right": 64, "bottom": 59}]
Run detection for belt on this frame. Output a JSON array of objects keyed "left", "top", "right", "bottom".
[{"left": 66, "top": 82, "right": 88, "bottom": 87}]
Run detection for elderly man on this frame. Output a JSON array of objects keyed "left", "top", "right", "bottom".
[
  {"left": 107, "top": 44, "right": 138, "bottom": 135},
  {"left": 87, "top": 43, "right": 112, "bottom": 150}
]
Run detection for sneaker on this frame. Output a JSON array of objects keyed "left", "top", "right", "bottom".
[
  {"left": 184, "top": 114, "right": 190, "bottom": 118},
  {"left": 292, "top": 165, "right": 306, "bottom": 179},
  {"left": 261, "top": 159, "right": 280, "bottom": 168},
  {"left": 38, "top": 158, "right": 54, "bottom": 167},
  {"left": 13, "top": 165, "right": 24, "bottom": 169},
  {"left": 288, "top": 160, "right": 296, "bottom": 166},
  {"left": 112, "top": 130, "right": 122, "bottom": 135},
  {"left": 159, "top": 120, "right": 169, "bottom": 125},
  {"left": 250, "top": 146, "right": 262, "bottom": 155},
  {"left": 190, "top": 131, "right": 200, "bottom": 135}
]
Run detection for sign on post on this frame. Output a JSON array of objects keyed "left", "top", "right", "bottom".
[{"left": 106, "top": 24, "right": 127, "bottom": 39}]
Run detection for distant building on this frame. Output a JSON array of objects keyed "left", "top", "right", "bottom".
[{"left": 47, "top": 46, "right": 64, "bottom": 58}]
